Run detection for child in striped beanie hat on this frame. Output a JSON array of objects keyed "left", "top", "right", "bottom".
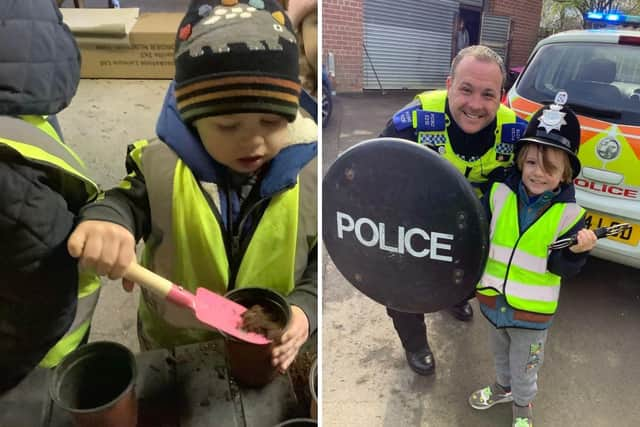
[
  {"left": 173, "top": 0, "right": 303, "bottom": 173},
  {"left": 68, "top": 0, "right": 318, "bottom": 377}
]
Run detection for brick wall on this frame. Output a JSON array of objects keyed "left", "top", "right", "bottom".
[
  {"left": 488, "top": 0, "right": 543, "bottom": 68},
  {"left": 322, "top": 0, "right": 364, "bottom": 92}
]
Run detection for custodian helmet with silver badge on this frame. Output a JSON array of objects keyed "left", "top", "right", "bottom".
[{"left": 515, "top": 91, "right": 582, "bottom": 178}]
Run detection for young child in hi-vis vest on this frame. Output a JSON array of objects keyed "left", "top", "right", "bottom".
[
  {"left": 68, "top": 0, "right": 317, "bottom": 373},
  {"left": 469, "top": 94, "right": 597, "bottom": 427},
  {"left": 0, "top": 0, "right": 100, "bottom": 394}
]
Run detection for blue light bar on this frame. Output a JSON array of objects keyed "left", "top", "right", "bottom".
[{"left": 584, "top": 10, "right": 640, "bottom": 25}]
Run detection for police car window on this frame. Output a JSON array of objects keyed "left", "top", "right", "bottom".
[{"left": 517, "top": 42, "right": 640, "bottom": 126}]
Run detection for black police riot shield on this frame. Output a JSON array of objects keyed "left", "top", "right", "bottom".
[{"left": 323, "top": 138, "right": 489, "bottom": 313}]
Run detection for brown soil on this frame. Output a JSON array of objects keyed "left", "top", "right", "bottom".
[
  {"left": 289, "top": 351, "right": 316, "bottom": 417},
  {"left": 240, "top": 304, "right": 283, "bottom": 340}
]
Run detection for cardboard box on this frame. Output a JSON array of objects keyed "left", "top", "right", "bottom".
[{"left": 62, "top": 8, "right": 182, "bottom": 79}]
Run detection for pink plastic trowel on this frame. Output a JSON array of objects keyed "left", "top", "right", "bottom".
[{"left": 124, "top": 261, "right": 270, "bottom": 345}]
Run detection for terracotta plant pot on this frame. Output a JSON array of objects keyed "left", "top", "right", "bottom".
[
  {"left": 309, "top": 358, "right": 317, "bottom": 419},
  {"left": 49, "top": 341, "right": 138, "bottom": 427},
  {"left": 224, "top": 287, "right": 291, "bottom": 388}
]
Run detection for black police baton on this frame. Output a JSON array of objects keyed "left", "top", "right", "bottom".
[
  {"left": 548, "top": 223, "right": 631, "bottom": 250},
  {"left": 323, "top": 138, "right": 489, "bottom": 313}
]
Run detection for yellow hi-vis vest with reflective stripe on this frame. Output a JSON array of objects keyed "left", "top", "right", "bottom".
[
  {"left": 130, "top": 140, "right": 313, "bottom": 349},
  {"left": 0, "top": 115, "right": 101, "bottom": 367},
  {"left": 414, "top": 90, "right": 518, "bottom": 196},
  {"left": 476, "top": 183, "right": 584, "bottom": 314}
]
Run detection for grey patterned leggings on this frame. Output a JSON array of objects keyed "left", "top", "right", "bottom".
[{"left": 489, "top": 327, "right": 548, "bottom": 406}]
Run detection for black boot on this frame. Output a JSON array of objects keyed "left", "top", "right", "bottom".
[
  {"left": 405, "top": 347, "right": 435, "bottom": 375},
  {"left": 447, "top": 301, "right": 473, "bottom": 321}
]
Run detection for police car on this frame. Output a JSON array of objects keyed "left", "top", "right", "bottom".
[{"left": 506, "top": 12, "right": 640, "bottom": 268}]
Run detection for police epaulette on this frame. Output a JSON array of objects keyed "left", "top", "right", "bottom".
[
  {"left": 412, "top": 110, "right": 446, "bottom": 132},
  {"left": 392, "top": 104, "right": 418, "bottom": 131},
  {"left": 501, "top": 122, "right": 527, "bottom": 143}
]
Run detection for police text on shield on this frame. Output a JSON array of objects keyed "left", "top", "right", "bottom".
[{"left": 336, "top": 212, "right": 454, "bottom": 262}]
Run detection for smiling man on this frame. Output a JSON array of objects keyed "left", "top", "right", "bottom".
[{"left": 380, "top": 45, "right": 528, "bottom": 376}]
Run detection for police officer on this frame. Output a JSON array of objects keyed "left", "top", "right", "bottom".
[
  {"left": 0, "top": 0, "right": 100, "bottom": 393},
  {"left": 380, "top": 45, "right": 527, "bottom": 375}
]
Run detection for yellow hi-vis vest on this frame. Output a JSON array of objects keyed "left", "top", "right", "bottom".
[
  {"left": 476, "top": 183, "right": 584, "bottom": 315},
  {"left": 0, "top": 115, "right": 101, "bottom": 366},
  {"left": 414, "top": 90, "right": 519, "bottom": 196},
  {"left": 129, "top": 140, "right": 316, "bottom": 349}
]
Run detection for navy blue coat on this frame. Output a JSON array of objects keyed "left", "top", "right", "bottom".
[{"left": 0, "top": 0, "right": 82, "bottom": 394}]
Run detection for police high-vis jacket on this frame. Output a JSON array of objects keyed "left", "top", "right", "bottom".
[
  {"left": 383, "top": 90, "right": 527, "bottom": 196},
  {"left": 476, "top": 173, "right": 589, "bottom": 323},
  {"left": 0, "top": 115, "right": 101, "bottom": 389},
  {"left": 79, "top": 84, "right": 318, "bottom": 350}
]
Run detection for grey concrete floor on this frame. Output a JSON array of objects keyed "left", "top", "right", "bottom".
[{"left": 322, "top": 92, "right": 640, "bottom": 427}]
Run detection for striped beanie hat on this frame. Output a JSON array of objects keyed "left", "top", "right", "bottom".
[{"left": 174, "top": 0, "right": 301, "bottom": 125}]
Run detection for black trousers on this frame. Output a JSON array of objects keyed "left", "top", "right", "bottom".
[
  {"left": 386, "top": 297, "right": 473, "bottom": 353},
  {"left": 386, "top": 308, "right": 428, "bottom": 353}
]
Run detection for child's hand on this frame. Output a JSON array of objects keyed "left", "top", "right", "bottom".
[
  {"left": 67, "top": 220, "right": 136, "bottom": 281},
  {"left": 271, "top": 305, "right": 309, "bottom": 373},
  {"left": 569, "top": 228, "right": 598, "bottom": 253}
]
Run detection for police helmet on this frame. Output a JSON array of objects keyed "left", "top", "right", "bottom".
[{"left": 515, "top": 91, "right": 581, "bottom": 178}]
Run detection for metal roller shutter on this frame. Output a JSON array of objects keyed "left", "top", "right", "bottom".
[
  {"left": 479, "top": 14, "right": 512, "bottom": 62},
  {"left": 363, "top": 0, "right": 458, "bottom": 90}
]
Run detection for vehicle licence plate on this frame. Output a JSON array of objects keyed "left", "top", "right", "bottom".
[{"left": 584, "top": 212, "right": 640, "bottom": 246}]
